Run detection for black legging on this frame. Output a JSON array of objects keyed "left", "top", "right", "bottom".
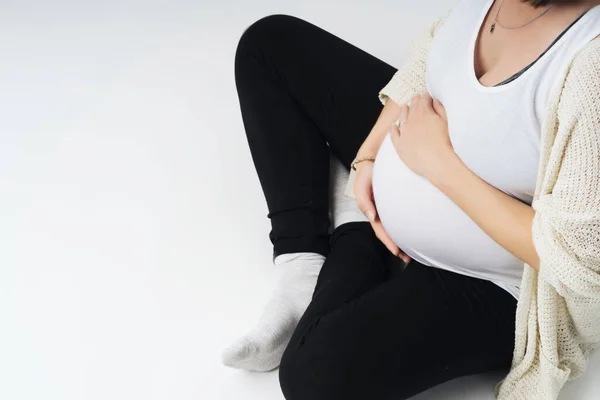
[{"left": 235, "top": 14, "right": 518, "bottom": 400}]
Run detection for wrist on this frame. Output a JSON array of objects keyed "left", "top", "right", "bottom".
[
  {"left": 351, "top": 156, "right": 376, "bottom": 172},
  {"left": 357, "top": 143, "right": 380, "bottom": 160},
  {"left": 426, "top": 149, "right": 462, "bottom": 187}
]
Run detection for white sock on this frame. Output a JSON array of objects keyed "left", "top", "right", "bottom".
[
  {"left": 221, "top": 252, "right": 325, "bottom": 371},
  {"left": 328, "top": 153, "right": 369, "bottom": 230},
  {"left": 221, "top": 153, "right": 366, "bottom": 372}
]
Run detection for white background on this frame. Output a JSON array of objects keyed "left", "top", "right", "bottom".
[{"left": 1, "top": 0, "right": 599, "bottom": 399}]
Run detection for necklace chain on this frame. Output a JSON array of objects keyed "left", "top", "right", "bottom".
[{"left": 490, "top": 0, "right": 554, "bottom": 33}]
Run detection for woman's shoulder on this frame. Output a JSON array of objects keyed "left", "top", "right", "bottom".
[
  {"left": 558, "top": 37, "right": 600, "bottom": 110},
  {"left": 566, "top": 36, "right": 600, "bottom": 80},
  {"left": 553, "top": 36, "right": 600, "bottom": 134}
]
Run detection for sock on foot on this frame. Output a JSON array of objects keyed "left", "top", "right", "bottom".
[
  {"left": 221, "top": 252, "right": 325, "bottom": 371},
  {"left": 221, "top": 153, "right": 367, "bottom": 371}
]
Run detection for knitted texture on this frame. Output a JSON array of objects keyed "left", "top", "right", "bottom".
[
  {"left": 344, "top": 9, "right": 600, "bottom": 400},
  {"left": 493, "top": 36, "right": 600, "bottom": 400},
  {"left": 376, "top": 6, "right": 454, "bottom": 107}
]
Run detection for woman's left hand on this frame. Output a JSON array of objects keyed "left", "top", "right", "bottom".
[{"left": 389, "top": 93, "right": 455, "bottom": 180}]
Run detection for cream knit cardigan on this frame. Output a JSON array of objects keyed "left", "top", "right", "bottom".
[{"left": 343, "top": 6, "right": 600, "bottom": 400}]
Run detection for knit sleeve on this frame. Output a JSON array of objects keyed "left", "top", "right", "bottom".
[
  {"left": 493, "top": 40, "right": 600, "bottom": 400},
  {"left": 377, "top": 4, "right": 455, "bottom": 107},
  {"left": 534, "top": 43, "right": 600, "bottom": 303},
  {"left": 532, "top": 39, "right": 600, "bottom": 377}
]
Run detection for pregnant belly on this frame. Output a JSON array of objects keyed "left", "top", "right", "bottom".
[{"left": 372, "top": 134, "right": 523, "bottom": 281}]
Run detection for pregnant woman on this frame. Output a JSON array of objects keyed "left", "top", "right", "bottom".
[{"left": 223, "top": 0, "right": 600, "bottom": 398}]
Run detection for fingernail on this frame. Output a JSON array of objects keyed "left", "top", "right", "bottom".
[
  {"left": 395, "top": 119, "right": 401, "bottom": 127},
  {"left": 366, "top": 210, "right": 375, "bottom": 222}
]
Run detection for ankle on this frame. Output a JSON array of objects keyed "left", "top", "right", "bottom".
[{"left": 274, "top": 252, "right": 325, "bottom": 266}]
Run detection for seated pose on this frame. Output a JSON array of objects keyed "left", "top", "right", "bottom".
[{"left": 223, "top": 0, "right": 600, "bottom": 398}]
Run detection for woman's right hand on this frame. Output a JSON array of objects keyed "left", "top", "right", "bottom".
[{"left": 353, "top": 161, "right": 412, "bottom": 265}]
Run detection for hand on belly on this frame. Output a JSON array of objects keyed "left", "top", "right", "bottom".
[{"left": 372, "top": 134, "right": 520, "bottom": 274}]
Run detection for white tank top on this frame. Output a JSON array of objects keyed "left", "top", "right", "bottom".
[{"left": 372, "top": 0, "right": 600, "bottom": 300}]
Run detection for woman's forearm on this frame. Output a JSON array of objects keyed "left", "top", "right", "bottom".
[
  {"left": 356, "top": 99, "right": 402, "bottom": 159},
  {"left": 428, "top": 151, "right": 541, "bottom": 272}
]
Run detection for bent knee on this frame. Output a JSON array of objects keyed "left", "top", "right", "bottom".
[
  {"left": 235, "top": 14, "right": 307, "bottom": 68},
  {"left": 238, "top": 14, "right": 303, "bottom": 46}
]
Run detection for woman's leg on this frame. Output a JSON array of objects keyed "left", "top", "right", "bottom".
[
  {"left": 224, "top": 14, "right": 395, "bottom": 371},
  {"left": 279, "top": 222, "right": 518, "bottom": 400},
  {"left": 234, "top": 13, "right": 396, "bottom": 260},
  {"left": 222, "top": 153, "right": 369, "bottom": 370}
]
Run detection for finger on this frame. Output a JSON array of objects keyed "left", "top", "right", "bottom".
[
  {"left": 433, "top": 98, "right": 448, "bottom": 121},
  {"left": 398, "top": 250, "right": 412, "bottom": 265},
  {"left": 374, "top": 221, "right": 411, "bottom": 264},
  {"left": 395, "top": 104, "right": 409, "bottom": 128},
  {"left": 410, "top": 95, "right": 420, "bottom": 108},
  {"left": 356, "top": 195, "right": 377, "bottom": 223},
  {"left": 389, "top": 122, "right": 401, "bottom": 149},
  {"left": 390, "top": 121, "right": 400, "bottom": 137},
  {"left": 409, "top": 96, "right": 420, "bottom": 119},
  {"left": 371, "top": 219, "right": 400, "bottom": 256},
  {"left": 420, "top": 93, "right": 434, "bottom": 111},
  {"left": 406, "top": 95, "right": 417, "bottom": 108},
  {"left": 358, "top": 203, "right": 377, "bottom": 224}
]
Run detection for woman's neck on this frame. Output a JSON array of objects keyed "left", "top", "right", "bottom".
[{"left": 500, "top": 0, "right": 598, "bottom": 26}]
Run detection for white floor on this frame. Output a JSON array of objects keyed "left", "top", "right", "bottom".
[{"left": 2, "top": 0, "right": 600, "bottom": 399}]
